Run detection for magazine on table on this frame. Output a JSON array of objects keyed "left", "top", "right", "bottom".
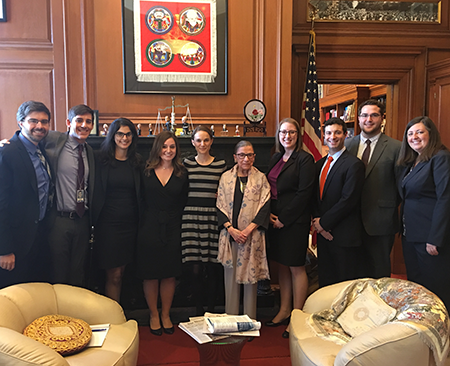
[{"left": 204, "top": 314, "right": 261, "bottom": 335}]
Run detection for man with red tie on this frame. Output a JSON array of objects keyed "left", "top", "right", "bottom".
[{"left": 312, "top": 118, "right": 365, "bottom": 287}]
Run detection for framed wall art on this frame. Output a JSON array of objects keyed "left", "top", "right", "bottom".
[
  {"left": 308, "top": 0, "right": 441, "bottom": 23},
  {"left": 0, "top": 0, "right": 6, "bottom": 22},
  {"left": 122, "top": 0, "right": 228, "bottom": 94}
]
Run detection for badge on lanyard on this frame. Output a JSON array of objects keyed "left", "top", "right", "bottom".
[{"left": 76, "top": 189, "right": 85, "bottom": 203}]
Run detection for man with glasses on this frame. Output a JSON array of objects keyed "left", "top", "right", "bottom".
[
  {"left": 0, "top": 101, "right": 53, "bottom": 288},
  {"left": 43, "top": 104, "right": 95, "bottom": 287},
  {"left": 345, "top": 99, "right": 401, "bottom": 278}
]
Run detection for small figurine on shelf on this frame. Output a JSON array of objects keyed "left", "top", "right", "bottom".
[
  {"left": 164, "top": 116, "right": 170, "bottom": 131},
  {"left": 220, "top": 124, "right": 229, "bottom": 137},
  {"left": 181, "top": 116, "right": 190, "bottom": 136},
  {"left": 210, "top": 125, "right": 215, "bottom": 137},
  {"left": 137, "top": 123, "right": 141, "bottom": 136},
  {"left": 234, "top": 125, "right": 240, "bottom": 137},
  {"left": 101, "top": 123, "right": 109, "bottom": 136},
  {"left": 148, "top": 123, "right": 153, "bottom": 136}
]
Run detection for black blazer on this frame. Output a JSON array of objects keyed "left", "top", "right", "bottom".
[
  {"left": 266, "top": 150, "right": 315, "bottom": 227},
  {"left": 399, "top": 149, "right": 450, "bottom": 247},
  {"left": 0, "top": 132, "right": 51, "bottom": 257},
  {"left": 92, "top": 153, "right": 143, "bottom": 226},
  {"left": 313, "top": 149, "right": 365, "bottom": 247}
]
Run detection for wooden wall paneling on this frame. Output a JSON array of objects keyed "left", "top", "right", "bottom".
[
  {"left": 428, "top": 59, "right": 450, "bottom": 147},
  {"left": 0, "top": 0, "right": 68, "bottom": 139},
  {"left": 0, "top": 70, "right": 54, "bottom": 138},
  {"left": 62, "top": 0, "right": 98, "bottom": 126}
]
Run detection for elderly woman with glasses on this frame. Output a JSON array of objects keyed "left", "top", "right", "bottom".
[
  {"left": 93, "top": 118, "right": 143, "bottom": 302},
  {"left": 216, "top": 140, "right": 271, "bottom": 320}
]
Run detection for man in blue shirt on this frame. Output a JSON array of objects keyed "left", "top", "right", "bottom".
[{"left": 0, "top": 101, "right": 53, "bottom": 288}]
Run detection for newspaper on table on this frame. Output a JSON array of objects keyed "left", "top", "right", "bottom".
[
  {"left": 178, "top": 316, "right": 228, "bottom": 344},
  {"left": 204, "top": 314, "right": 261, "bottom": 335},
  {"left": 178, "top": 313, "right": 260, "bottom": 344}
]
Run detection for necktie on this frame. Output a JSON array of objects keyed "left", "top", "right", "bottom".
[
  {"left": 361, "top": 139, "right": 371, "bottom": 166},
  {"left": 76, "top": 144, "right": 85, "bottom": 218},
  {"left": 319, "top": 156, "right": 333, "bottom": 199},
  {"left": 36, "top": 148, "right": 51, "bottom": 179}
]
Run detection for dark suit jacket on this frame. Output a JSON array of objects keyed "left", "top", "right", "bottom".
[
  {"left": 399, "top": 149, "right": 450, "bottom": 248},
  {"left": 345, "top": 134, "right": 401, "bottom": 236},
  {"left": 313, "top": 149, "right": 365, "bottom": 247},
  {"left": 0, "top": 132, "right": 49, "bottom": 257},
  {"left": 92, "top": 152, "right": 143, "bottom": 226},
  {"left": 266, "top": 150, "right": 315, "bottom": 226},
  {"left": 43, "top": 131, "right": 96, "bottom": 224}
]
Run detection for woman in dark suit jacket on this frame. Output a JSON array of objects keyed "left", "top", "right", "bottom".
[
  {"left": 265, "top": 118, "right": 315, "bottom": 337},
  {"left": 93, "top": 118, "right": 142, "bottom": 302},
  {"left": 398, "top": 116, "right": 450, "bottom": 309}
]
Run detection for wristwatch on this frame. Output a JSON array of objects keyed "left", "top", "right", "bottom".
[{"left": 225, "top": 224, "right": 232, "bottom": 230}]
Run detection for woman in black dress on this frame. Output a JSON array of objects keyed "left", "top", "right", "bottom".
[
  {"left": 137, "top": 131, "right": 188, "bottom": 336},
  {"left": 265, "top": 118, "right": 315, "bottom": 338},
  {"left": 93, "top": 118, "right": 142, "bottom": 302}
]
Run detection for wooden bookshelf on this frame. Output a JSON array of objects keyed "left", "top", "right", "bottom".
[{"left": 319, "top": 84, "right": 387, "bottom": 137}]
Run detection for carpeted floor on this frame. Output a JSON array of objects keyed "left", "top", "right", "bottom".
[{"left": 137, "top": 321, "right": 291, "bottom": 366}]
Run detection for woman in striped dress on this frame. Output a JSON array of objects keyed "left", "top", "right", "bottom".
[{"left": 181, "top": 126, "right": 227, "bottom": 314}]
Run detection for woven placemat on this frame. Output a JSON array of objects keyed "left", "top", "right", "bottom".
[{"left": 24, "top": 314, "right": 92, "bottom": 355}]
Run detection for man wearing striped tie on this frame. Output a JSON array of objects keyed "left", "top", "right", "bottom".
[
  {"left": 312, "top": 117, "right": 365, "bottom": 288},
  {"left": 0, "top": 101, "right": 53, "bottom": 288}
]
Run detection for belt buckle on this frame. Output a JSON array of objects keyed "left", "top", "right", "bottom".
[{"left": 69, "top": 211, "right": 76, "bottom": 219}]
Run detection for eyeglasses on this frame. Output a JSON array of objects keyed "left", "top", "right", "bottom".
[
  {"left": 116, "top": 131, "right": 132, "bottom": 138},
  {"left": 26, "top": 118, "right": 50, "bottom": 126},
  {"left": 235, "top": 153, "right": 256, "bottom": 159},
  {"left": 279, "top": 130, "right": 298, "bottom": 136},
  {"left": 359, "top": 113, "right": 381, "bottom": 119}
]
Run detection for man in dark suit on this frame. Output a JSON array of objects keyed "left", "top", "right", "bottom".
[
  {"left": 345, "top": 100, "right": 401, "bottom": 278},
  {"left": 0, "top": 101, "right": 53, "bottom": 288},
  {"left": 312, "top": 118, "right": 365, "bottom": 287},
  {"left": 44, "top": 104, "right": 95, "bottom": 287}
]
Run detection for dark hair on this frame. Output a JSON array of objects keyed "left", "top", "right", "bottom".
[
  {"left": 397, "top": 116, "right": 446, "bottom": 166},
  {"left": 275, "top": 117, "right": 302, "bottom": 153},
  {"left": 16, "top": 101, "right": 51, "bottom": 127},
  {"left": 144, "top": 131, "right": 185, "bottom": 177},
  {"left": 234, "top": 140, "right": 253, "bottom": 154},
  {"left": 191, "top": 125, "right": 213, "bottom": 140},
  {"left": 100, "top": 118, "right": 142, "bottom": 168},
  {"left": 68, "top": 104, "right": 94, "bottom": 121},
  {"left": 323, "top": 117, "right": 347, "bottom": 134},
  {"left": 358, "top": 99, "right": 385, "bottom": 116}
]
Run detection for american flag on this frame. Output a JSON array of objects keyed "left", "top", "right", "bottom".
[{"left": 301, "top": 30, "right": 322, "bottom": 161}]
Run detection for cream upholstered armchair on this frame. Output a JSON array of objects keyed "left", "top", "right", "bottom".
[
  {"left": 290, "top": 279, "right": 450, "bottom": 366},
  {"left": 0, "top": 282, "right": 139, "bottom": 366}
]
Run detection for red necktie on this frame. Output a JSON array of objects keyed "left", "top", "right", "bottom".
[
  {"left": 361, "top": 139, "right": 371, "bottom": 165},
  {"left": 320, "top": 156, "right": 333, "bottom": 199}
]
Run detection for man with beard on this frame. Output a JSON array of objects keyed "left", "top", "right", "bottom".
[
  {"left": 345, "top": 100, "right": 401, "bottom": 278},
  {"left": 0, "top": 101, "right": 53, "bottom": 288}
]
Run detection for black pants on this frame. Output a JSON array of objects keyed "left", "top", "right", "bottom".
[
  {"left": 48, "top": 214, "right": 90, "bottom": 287},
  {"left": 0, "top": 220, "right": 51, "bottom": 289},
  {"left": 402, "top": 237, "right": 450, "bottom": 310}
]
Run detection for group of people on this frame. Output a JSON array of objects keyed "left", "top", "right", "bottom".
[{"left": 1, "top": 99, "right": 449, "bottom": 340}]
